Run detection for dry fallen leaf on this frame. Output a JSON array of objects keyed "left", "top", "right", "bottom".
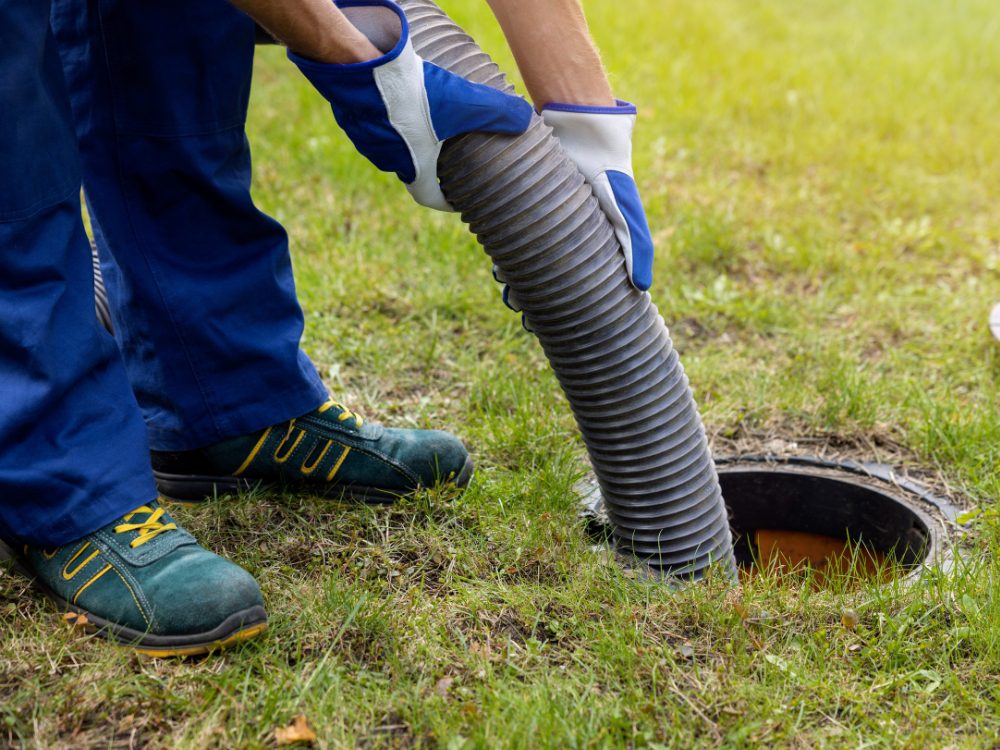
[
  {"left": 275, "top": 715, "right": 317, "bottom": 746},
  {"left": 63, "top": 612, "right": 91, "bottom": 629}
]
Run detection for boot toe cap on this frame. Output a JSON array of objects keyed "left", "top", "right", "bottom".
[
  {"left": 145, "top": 549, "right": 265, "bottom": 637},
  {"left": 385, "top": 428, "right": 471, "bottom": 489}
]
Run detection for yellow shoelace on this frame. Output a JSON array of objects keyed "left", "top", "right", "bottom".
[
  {"left": 114, "top": 505, "right": 177, "bottom": 549},
  {"left": 318, "top": 399, "right": 364, "bottom": 428}
]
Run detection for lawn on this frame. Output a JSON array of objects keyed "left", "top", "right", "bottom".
[{"left": 3, "top": 0, "right": 1000, "bottom": 747}]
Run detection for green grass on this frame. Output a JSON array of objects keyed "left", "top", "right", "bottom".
[{"left": 3, "top": 0, "right": 1000, "bottom": 747}]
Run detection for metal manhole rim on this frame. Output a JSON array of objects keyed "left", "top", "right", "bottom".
[
  {"left": 714, "top": 453, "right": 963, "bottom": 525},
  {"left": 579, "top": 453, "right": 965, "bottom": 582}
]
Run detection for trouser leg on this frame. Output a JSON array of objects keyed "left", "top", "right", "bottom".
[
  {"left": 51, "top": 0, "right": 328, "bottom": 452},
  {"left": 0, "top": 0, "right": 156, "bottom": 546}
]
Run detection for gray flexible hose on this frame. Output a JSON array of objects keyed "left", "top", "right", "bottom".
[
  {"left": 92, "top": 242, "right": 113, "bottom": 334},
  {"left": 399, "top": 0, "right": 736, "bottom": 579}
]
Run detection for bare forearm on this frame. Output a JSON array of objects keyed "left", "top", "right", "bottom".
[
  {"left": 486, "top": 0, "right": 614, "bottom": 107},
  {"left": 229, "top": 0, "right": 381, "bottom": 63}
]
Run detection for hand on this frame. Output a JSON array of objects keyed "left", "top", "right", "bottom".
[
  {"left": 541, "top": 100, "right": 654, "bottom": 291},
  {"left": 494, "top": 99, "right": 654, "bottom": 325},
  {"left": 289, "top": 0, "right": 533, "bottom": 211}
]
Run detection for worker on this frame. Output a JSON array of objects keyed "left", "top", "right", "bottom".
[{"left": 0, "top": 0, "right": 653, "bottom": 655}]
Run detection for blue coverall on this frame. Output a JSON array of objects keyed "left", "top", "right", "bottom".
[{"left": 0, "top": 0, "right": 327, "bottom": 546}]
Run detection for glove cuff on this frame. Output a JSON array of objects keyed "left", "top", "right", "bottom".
[
  {"left": 540, "top": 99, "right": 637, "bottom": 116},
  {"left": 287, "top": 0, "right": 408, "bottom": 77}
]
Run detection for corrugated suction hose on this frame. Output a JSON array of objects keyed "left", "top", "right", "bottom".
[
  {"left": 92, "top": 242, "right": 113, "bottom": 334},
  {"left": 400, "top": 0, "right": 734, "bottom": 580},
  {"left": 90, "top": 0, "right": 736, "bottom": 580}
]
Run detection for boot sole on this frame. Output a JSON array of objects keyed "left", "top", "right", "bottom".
[
  {"left": 154, "top": 455, "right": 475, "bottom": 505},
  {"left": 1, "top": 539, "right": 267, "bottom": 657}
]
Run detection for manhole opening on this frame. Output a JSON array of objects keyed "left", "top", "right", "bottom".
[
  {"left": 579, "top": 456, "right": 955, "bottom": 585},
  {"left": 720, "top": 467, "right": 931, "bottom": 584}
]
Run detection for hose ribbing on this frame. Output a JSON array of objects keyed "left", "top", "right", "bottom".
[
  {"left": 399, "top": 0, "right": 736, "bottom": 579},
  {"left": 92, "top": 242, "right": 113, "bottom": 333}
]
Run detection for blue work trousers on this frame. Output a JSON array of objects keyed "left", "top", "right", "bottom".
[{"left": 0, "top": 0, "right": 326, "bottom": 545}]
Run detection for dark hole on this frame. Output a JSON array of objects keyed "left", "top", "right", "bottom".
[{"left": 720, "top": 469, "right": 930, "bottom": 582}]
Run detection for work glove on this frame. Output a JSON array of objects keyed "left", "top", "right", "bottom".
[
  {"left": 543, "top": 100, "right": 655, "bottom": 290},
  {"left": 495, "top": 99, "right": 655, "bottom": 321},
  {"left": 288, "top": 0, "right": 533, "bottom": 211}
]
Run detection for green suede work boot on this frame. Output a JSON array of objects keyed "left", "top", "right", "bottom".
[
  {"left": 151, "top": 400, "right": 474, "bottom": 503},
  {"left": 0, "top": 503, "right": 267, "bottom": 657}
]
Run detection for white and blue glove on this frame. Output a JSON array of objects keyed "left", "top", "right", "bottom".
[
  {"left": 497, "top": 99, "right": 655, "bottom": 319},
  {"left": 543, "top": 100, "right": 655, "bottom": 291},
  {"left": 289, "top": 0, "right": 533, "bottom": 211}
]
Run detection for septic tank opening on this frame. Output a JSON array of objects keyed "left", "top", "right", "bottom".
[
  {"left": 720, "top": 465, "right": 929, "bottom": 584},
  {"left": 580, "top": 455, "right": 957, "bottom": 585}
]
